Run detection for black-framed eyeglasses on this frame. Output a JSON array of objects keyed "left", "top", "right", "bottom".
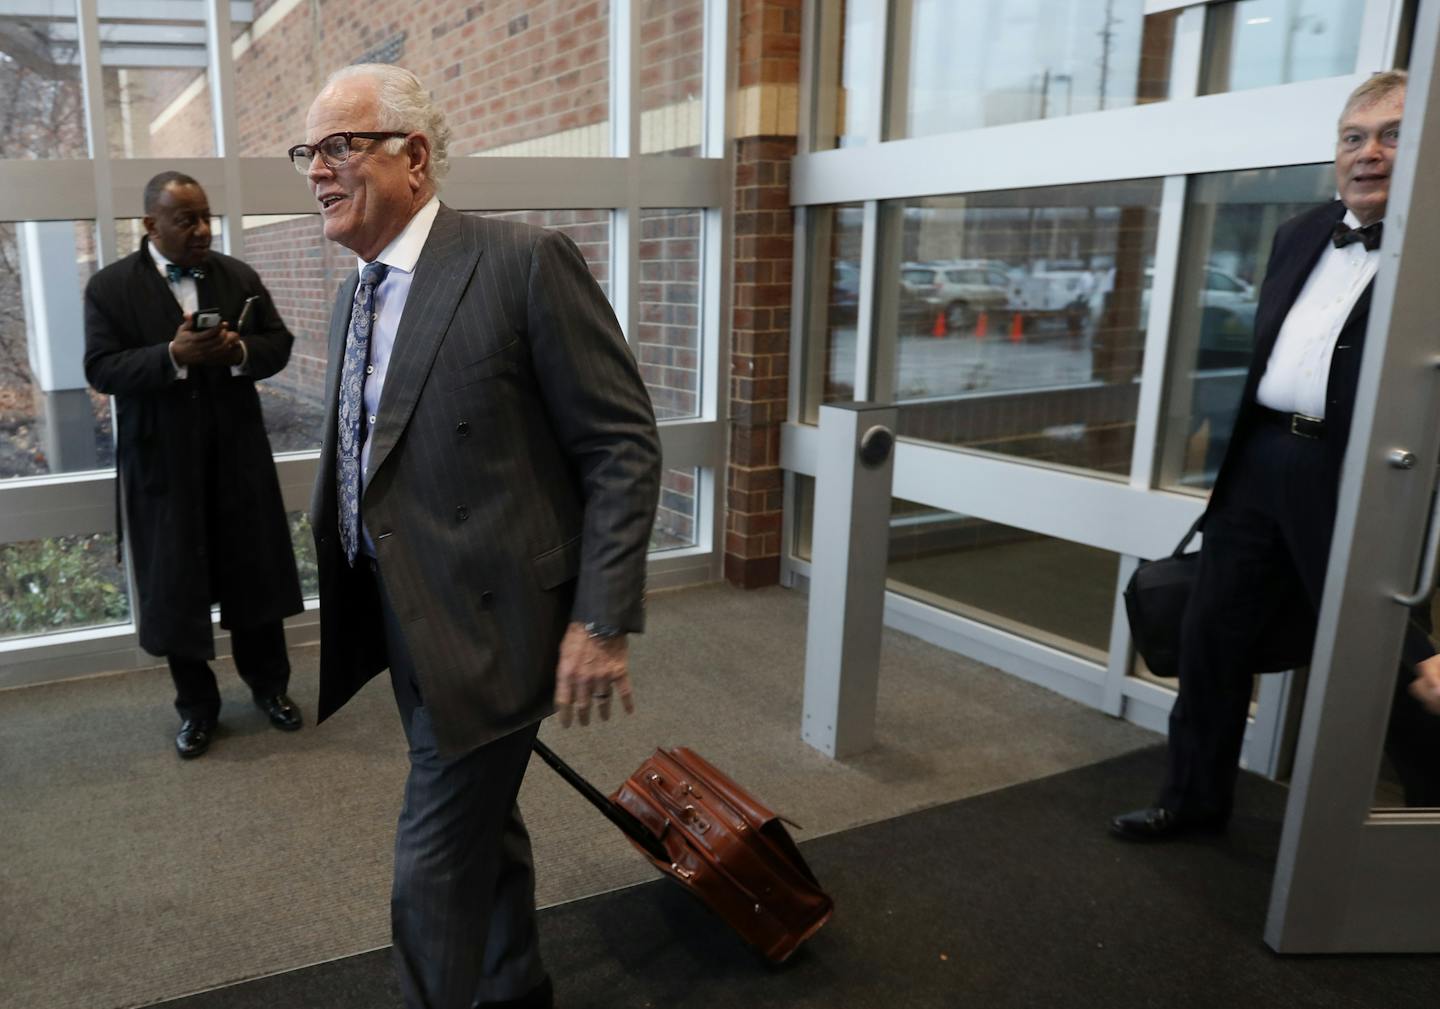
[{"left": 287, "top": 131, "right": 410, "bottom": 174}]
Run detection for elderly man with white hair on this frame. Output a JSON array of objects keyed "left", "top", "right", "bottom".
[{"left": 295, "top": 64, "right": 660, "bottom": 1008}]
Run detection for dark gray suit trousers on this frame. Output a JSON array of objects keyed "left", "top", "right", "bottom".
[{"left": 372, "top": 559, "right": 547, "bottom": 1008}]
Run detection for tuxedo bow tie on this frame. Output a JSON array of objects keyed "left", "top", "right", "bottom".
[
  {"left": 1332, "top": 220, "right": 1382, "bottom": 251},
  {"left": 165, "top": 263, "right": 207, "bottom": 283}
]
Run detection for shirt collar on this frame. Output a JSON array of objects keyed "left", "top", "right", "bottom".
[
  {"left": 358, "top": 195, "right": 441, "bottom": 276},
  {"left": 148, "top": 241, "right": 177, "bottom": 275},
  {"left": 1341, "top": 209, "right": 1382, "bottom": 231}
]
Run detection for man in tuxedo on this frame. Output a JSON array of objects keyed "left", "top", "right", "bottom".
[
  {"left": 1113, "top": 70, "right": 1440, "bottom": 838},
  {"left": 84, "top": 172, "right": 305, "bottom": 759},
  {"left": 300, "top": 64, "right": 660, "bottom": 1007}
]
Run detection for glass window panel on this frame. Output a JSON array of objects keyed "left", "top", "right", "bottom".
[
  {"left": 802, "top": 204, "right": 863, "bottom": 419},
  {"left": 793, "top": 477, "right": 1115, "bottom": 661},
  {"left": 813, "top": 0, "right": 879, "bottom": 149},
  {"left": 0, "top": 220, "right": 112, "bottom": 479},
  {"left": 1157, "top": 165, "right": 1334, "bottom": 493},
  {"left": 641, "top": 0, "right": 705, "bottom": 155},
  {"left": 105, "top": 65, "right": 216, "bottom": 159},
  {"left": 0, "top": 3, "right": 88, "bottom": 158},
  {"left": 638, "top": 208, "right": 703, "bottom": 421},
  {"left": 467, "top": 209, "right": 612, "bottom": 300},
  {"left": 1200, "top": 0, "right": 1365, "bottom": 95},
  {"left": 888, "top": 1, "right": 1176, "bottom": 140},
  {"left": 289, "top": 510, "right": 318, "bottom": 599},
  {"left": 886, "top": 499, "right": 1117, "bottom": 661},
  {"left": 242, "top": 214, "right": 339, "bottom": 454},
  {"left": 880, "top": 179, "right": 1163, "bottom": 477},
  {"left": 240, "top": 2, "right": 610, "bottom": 158},
  {"left": 652, "top": 467, "right": 701, "bottom": 551},
  {"left": 0, "top": 532, "right": 130, "bottom": 640}
]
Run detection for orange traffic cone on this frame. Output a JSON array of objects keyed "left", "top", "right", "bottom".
[
  {"left": 1009, "top": 311, "right": 1024, "bottom": 343},
  {"left": 974, "top": 311, "right": 988, "bottom": 340},
  {"left": 931, "top": 311, "right": 946, "bottom": 338}
]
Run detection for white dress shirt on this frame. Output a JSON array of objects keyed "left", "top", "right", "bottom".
[
  {"left": 356, "top": 195, "right": 441, "bottom": 554},
  {"left": 149, "top": 243, "right": 248, "bottom": 378},
  {"left": 1255, "top": 210, "right": 1380, "bottom": 419}
]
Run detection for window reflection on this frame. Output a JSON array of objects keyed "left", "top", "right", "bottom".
[
  {"left": 889, "top": 1, "right": 1176, "bottom": 140},
  {"left": 881, "top": 180, "right": 1163, "bottom": 477},
  {"left": 1201, "top": 0, "right": 1364, "bottom": 95},
  {"left": 1158, "top": 165, "right": 1334, "bottom": 492}
]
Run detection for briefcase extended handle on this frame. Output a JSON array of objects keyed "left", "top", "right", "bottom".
[{"left": 531, "top": 739, "right": 672, "bottom": 864}]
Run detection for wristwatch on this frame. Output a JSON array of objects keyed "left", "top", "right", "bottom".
[{"left": 584, "top": 622, "right": 624, "bottom": 640}]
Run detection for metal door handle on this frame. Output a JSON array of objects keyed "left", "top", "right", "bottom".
[{"left": 1393, "top": 477, "right": 1440, "bottom": 606}]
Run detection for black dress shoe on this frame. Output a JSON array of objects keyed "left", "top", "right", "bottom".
[
  {"left": 1110, "top": 806, "right": 1225, "bottom": 841},
  {"left": 255, "top": 693, "right": 303, "bottom": 731},
  {"left": 175, "top": 718, "right": 216, "bottom": 759}
]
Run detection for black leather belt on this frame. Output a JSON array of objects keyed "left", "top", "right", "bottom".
[{"left": 1256, "top": 406, "right": 1325, "bottom": 439}]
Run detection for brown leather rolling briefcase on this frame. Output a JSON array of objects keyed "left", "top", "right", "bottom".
[{"left": 532, "top": 741, "right": 833, "bottom": 963}]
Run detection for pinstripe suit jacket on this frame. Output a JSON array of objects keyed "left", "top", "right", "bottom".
[{"left": 310, "top": 205, "right": 661, "bottom": 756}]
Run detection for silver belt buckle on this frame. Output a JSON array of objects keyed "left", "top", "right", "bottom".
[{"left": 1291, "top": 413, "right": 1323, "bottom": 439}]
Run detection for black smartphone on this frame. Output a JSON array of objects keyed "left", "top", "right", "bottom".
[
  {"left": 193, "top": 308, "right": 222, "bottom": 330},
  {"left": 235, "top": 295, "right": 260, "bottom": 332}
]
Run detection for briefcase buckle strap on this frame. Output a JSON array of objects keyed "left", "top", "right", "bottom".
[{"left": 1291, "top": 413, "right": 1324, "bottom": 439}]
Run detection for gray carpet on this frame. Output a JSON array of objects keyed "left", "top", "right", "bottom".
[{"left": 0, "top": 583, "right": 1157, "bottom": 1009}]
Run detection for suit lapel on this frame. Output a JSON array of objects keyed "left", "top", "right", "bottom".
[{"left": 364, "top": 205, "right": 483, "bottom": 484}]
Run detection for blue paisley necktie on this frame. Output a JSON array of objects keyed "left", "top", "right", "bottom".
[{"left": 337, "top": 261, "right": 389, "bottom": 566}]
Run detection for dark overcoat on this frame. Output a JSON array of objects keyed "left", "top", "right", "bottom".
[{"left": 84, "top": 237, "right": 303, "bottom": 659}]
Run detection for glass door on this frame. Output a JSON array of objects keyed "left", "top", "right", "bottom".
[{"left": 1265, "top": 1, "right": 1440, "bottom": 952}]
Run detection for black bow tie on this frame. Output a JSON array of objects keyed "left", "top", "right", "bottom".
[
  {"left": 165, "top": 263, "right": 206, "bottom": 283},
  {"left": 1332, "top": 220, "right": 1382, "bottom": 251}
]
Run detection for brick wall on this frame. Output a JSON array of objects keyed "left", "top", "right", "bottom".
[
  {"left": 725, "top": 0, "right": 801, "bottom": 588},
  {"left": 637, "top": 207, "right": 701, "bottom": 420}
]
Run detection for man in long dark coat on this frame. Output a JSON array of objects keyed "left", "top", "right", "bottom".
[{"left": 84, "top": 171, "right": 305, "bottom": 758}]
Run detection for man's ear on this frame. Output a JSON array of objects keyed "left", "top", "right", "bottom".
[
  {"left": 408, "top": 134, "right": 431, "bottom": 188},
  {"left": 142, "top": 215, "right": 158, "bottom": 239}
]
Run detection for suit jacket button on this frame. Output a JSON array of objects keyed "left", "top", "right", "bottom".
[
  {"left": 456, "top": 421, "right": 470, "bottom": 437},
  {"left": 456, "top": 505, "right": 469, "bottom": 521},
  {"left": 480, "top": 591, "right": 495, "bottom": 610}
]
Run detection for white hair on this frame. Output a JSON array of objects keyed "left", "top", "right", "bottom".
[{"left": 324, "top": 63, "right": 452, "bottom": 185}]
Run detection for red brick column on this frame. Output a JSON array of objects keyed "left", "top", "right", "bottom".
[{"left": 724, "top": 0, "right": 800, "bottom": 589}]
